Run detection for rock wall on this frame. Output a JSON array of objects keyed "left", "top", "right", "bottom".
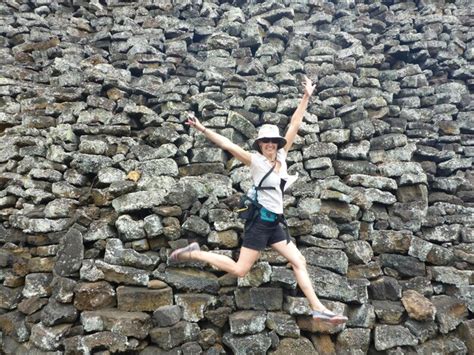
[{"left": 0, "top": 0, "right": 473, "bottom": 354}]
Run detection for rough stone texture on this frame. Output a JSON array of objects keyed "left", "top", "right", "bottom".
[
  {"left": 0, "top": 0, "right": 472, "bottom": 353},
  {"left": 229, "top": 310, "right": 266, "bottom": 335},
  {"left": 81, "top": 309, "right": 152, "bottom": 339},
  {"left": 73, "top": 281, "right": 116, "bottom": 311},
  {"left": 269, "top": 336, "right": 316, "bottom": 355},
  {"left": 149, "top": 321, "right": 200, "bottom": 350},
  {"left": 223, "top": 331, "right": 272, "bottom": 355},
  {"left": 117, "top": 286, "right": 173, "bottom": 312},
  {"left": 53, "top": 227, "right": 84, "bottom": 277},
  {"left": 401, "top": 290, "right": 436, "bottom": 321},
  {"left": 374, "top": 325, "right": 418, "bottom": 351}
]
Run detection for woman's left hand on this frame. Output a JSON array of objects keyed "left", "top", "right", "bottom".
[{"left": 303, "top": 75, "right": 316, "bottom": 97}]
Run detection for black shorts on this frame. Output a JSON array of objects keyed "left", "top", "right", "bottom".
[{"left": 242, "top": 216, "right": 289, "bottom": 251}]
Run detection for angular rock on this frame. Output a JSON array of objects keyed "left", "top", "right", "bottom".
[
  {"left": 345, "top": 174, "right": 397, "bottom": 190},
  {"left": 0, "top": 310, "right": 29, "bottom": 343},
  {"left": 229, "top": 310, "right": 266, "bottom": 335},
  {"left": 223, "top": 331, "right": 272, "bottom": 355},
  {"left": 41, "top": 298, "right": 77, "bottom": 326},
  {"left": 237, "top": 262, "right": 272, "bottom": 287},
  {"left": 17, "top": 296, "right": 48, "bottom": 315},
  {"left": 268, "top": 337, "right": 316, "bottom": 355},
  {"left": 369, "top": 276, "right": 402, "bottom": 301},
  {"left": 371, "top": 230, "right": 412, "bottom": 255},
  {"left": 271, "top": 266, "right": 297, "bottom": 289},
  {"left": 458, "top": 319, "right": 474, "bottom": 355},
  {"left": 105, "top": 238, "right": 159, "bottom": 270},
  {"left": 115, "top": 215, "right": 146, "bottom": 241},
  {"left": 81, "top": 309, "right": 152, "bottom": 339},
  {"left": 297, "top": 311, "right": 346, "bottom": 335},
  {"left": 44, "top": 198, "right": 77, "bottom": 218},
  {"left": 319, "top": 200, "right": 360, "bottom": 223},
  {"left": 401, "top": 290, "right": 436, "bottom": 321},
  {"left": 431, "top": 266, "right": 473, "bottom": 286},
  {"left": 235, "top": 287, "right": 283, "bottom": 311},
  {"left": 333, "top": 160, "right": 378, "bottom": 176},
  {"left": 70, "top": 153, "right": 113, "bottom": 174},
  {"left": 307, "top": 266, "right": 359, "bottom": 302},
  {"left": 336, "top": 328, "right": 371, "bottom": 354},
  {"left": 112, "top": 190, "right": 167, "bottom": 213},
  {"left": 302, "top": 247, "right": 348, "bottom": 274},
  {"left": 95, "top": 260, "right": 149, "bottom": 286},
  {"left": 0, "top": 285, "right": 23, "bottom": 310},
  {"left": 283, "top": 296, "right": 311, "bottom": 316},
  {"left": 345, "top": 240, "right": 373, "bottom": 264},
  {"left": 22, "top": 273, "right": 53, "bottom": 298},
  {"left": 207, "top": 230, "right": 239, "bottom": 248},
  {"left": 205, "top": 307, "right": 233, "bottom": 328},
  {"left": 432, "top": 295, "right": 469, "bottom": 334},
  {"left": 380, "top": 254, "right": 426, "bottom": 277},
  {"left": 83, "top": 221, "right": 116, "bottom": 242},
  {"left": 423, "top": 224, "right": 461, "bottom": 243},
  {"left": 74, "top": 281, "right": 116, "bottom": 311},
  {"left": 266, "top": 312, "right": 300, "bottom": 338},
  {"left": 405, "top": 319, "right": 438, "bottom": 343},
  {"left": 54, "top": 227, "right": 83, "bottom": 277},
  {"left": 347, "top": 304, "right": 376, "bottom": 328},
  {"left": 30, "top": 322, "right": 72, "bottom": 351},
  {"left": 152, "top": 305, "right": 182, "bottom": 327},
  {"left": 117, "top": 286, "right": 173, "bottom": 312},
  {"left": 347, "top": 262, "right": 383, "bottom": 280},
  {"left": 370, "top": 133, "right": 408, "bottom": 151},
  {"left": 143, "top": 214, "right": 164, "bottom": 237},
  {"left": 175, "top": 293, "right": 216, "bottom": 322},
  {"left": 414, "top": 335, "right": 467, "bottom": 355},
  {"left": 302, "top": 142, "right": 338, "bottom": 159},
  {"left": 182, "top": 216, "right": 211, "bottom": 237},
  {"left": 374, "top": 325, "right": 418, "bottom": 351},
  {"left": 64, "top": 332, "right": 129, "bottom": 354},
  {"left": 149, "top": 321, "right": 200, "bottom": 350},
  {"left": 372, "top": 300, "right": 405, "bottom": 325},
  {"left": 158, "top": 268, "right": 219, "bottom": 294}
]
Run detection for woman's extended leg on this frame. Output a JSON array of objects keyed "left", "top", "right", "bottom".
[
  {"left": 176, "top": 246, "right": 261, "bottom": 278},
  {"left": 271, "top": 240, "right": 331, "bottom": 313}
]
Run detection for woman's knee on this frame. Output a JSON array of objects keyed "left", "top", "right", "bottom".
[
  {"left": 291, "top": 254, "right": 307, "bottom": 270},
  {"left": 234, "top": 265, "right": 252, "bottom": 278}
]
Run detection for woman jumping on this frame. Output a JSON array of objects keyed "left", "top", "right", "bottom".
[{"left": 170, "top": 76, "right": 348, "bottom": 324}]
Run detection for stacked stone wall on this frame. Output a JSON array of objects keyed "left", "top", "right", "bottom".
[{"left": 0, "top": 0, "right": 473, "bottom": 354}]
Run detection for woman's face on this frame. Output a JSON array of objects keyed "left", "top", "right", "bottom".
[{"left": 258, "top": 139, "right": 278, "bottom": 156}]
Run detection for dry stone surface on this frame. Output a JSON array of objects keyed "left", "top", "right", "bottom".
[{"left": 0, "top": 0, "right": 472, "bottom": 354}]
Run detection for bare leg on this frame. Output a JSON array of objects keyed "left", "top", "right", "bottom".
[
  {"left": 181, "top": 246, "right": 261, "bottom": 278},
  {"left": 271, "top": 240, "right": 328, "bottom": 312}
]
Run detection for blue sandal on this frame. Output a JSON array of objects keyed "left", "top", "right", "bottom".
[
  {"left": 169, "top": 242, "right": 200, "bottom": 262},
  {"left": 312, "top": 310, "right": 348, "bottom": 324}
]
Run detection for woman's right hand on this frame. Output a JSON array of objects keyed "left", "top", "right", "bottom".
[{"left": 185, "top": 113, "right": 206, "bottom": 132}]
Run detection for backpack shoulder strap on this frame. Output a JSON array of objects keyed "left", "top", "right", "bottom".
[{"left": 255, "top": 163, "right": 275, "bottom": 190}]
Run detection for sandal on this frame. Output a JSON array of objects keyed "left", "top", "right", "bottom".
[
  {"left": 312, "top": 309, "right": 348, "bottom": 325},
  {"left": 169, "top": 242, "right": 200, "bottom": 262}
]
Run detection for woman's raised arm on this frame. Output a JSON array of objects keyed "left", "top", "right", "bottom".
[
  {"left": 186, "top": 114, "right": 252, "bottom": 166},
  {"left": 283, "top": 76, "right": 316, "bottom": 152}
]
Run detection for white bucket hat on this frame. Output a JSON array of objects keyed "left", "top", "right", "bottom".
[{"left": 252, "top": 124, "right": 287, "bottom": 151}]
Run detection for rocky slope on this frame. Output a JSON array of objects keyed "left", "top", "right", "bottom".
[{"left": 0, "top": 0, "right": 472, "bottom": 354}]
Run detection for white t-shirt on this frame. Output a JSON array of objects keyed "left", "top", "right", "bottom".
[{"left": 249, "top": 149, "right": 298, "bottom": 214}]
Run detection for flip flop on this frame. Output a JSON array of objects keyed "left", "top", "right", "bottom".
[
  {"left": 169, "top": 242, "right": 200, "bottom": 262},
  {"left": 312, "top": 310, "right": 348, "bottom": 325}
]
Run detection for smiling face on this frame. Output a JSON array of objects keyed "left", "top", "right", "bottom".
[{"left": 258, "top": 139, "right": 278, "bottom": 159}]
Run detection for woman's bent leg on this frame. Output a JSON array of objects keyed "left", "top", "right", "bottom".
[
  {"left": 270, "top": 240, "right": 327, "bottom": 312},
  {"left": 184, "top": 246, "right": 261, "bottom": 278}
]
